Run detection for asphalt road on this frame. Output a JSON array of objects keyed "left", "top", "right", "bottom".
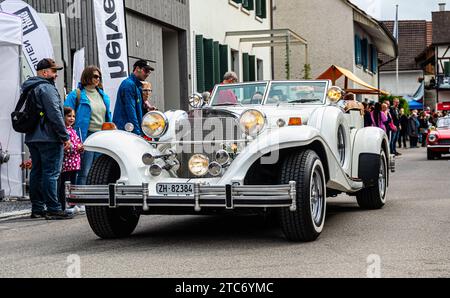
[{"left": 1, "top": 147, "right": 449, "bottom": 278}]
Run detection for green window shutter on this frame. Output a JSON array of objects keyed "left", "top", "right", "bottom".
[
  {"left": 213, "top": 41, "right": 220, "bottom": 85},
  {"left": 204, "top": 38, "right": 214, "bottom": 91},
  {"left": 195, "top": 35, "right": 205, "bottom": 93},
  {"left": 445, "top": 62, "right": 450, "bottom": 77},
  {"left": 370, "top": 45, "right": 378, "bottom": 74},
  {"left": 232, "top": 0, "right": 242, "bottom": 4},
  {"left": 249, "top": 55, "right": 256, "bottom": 81},
  {"left": 243, "top": 0, "right": 254, "bottom": 10},
  {"left": 256, "top": 0, "right": 267, "bottom": 18},
  {"left": 355, "top": 35, "right": 361, "bottom": 66},
  {"left": 219, "top": 44, "right": 229, "bottom": 81},
  {"left": 243, "top": 53, "right": 250, "bottom": 82}
]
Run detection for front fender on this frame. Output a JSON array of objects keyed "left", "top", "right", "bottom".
[
  {"left": 83, "top": 130, "right": 167, "bottom": 184},
  {"left": 220, "top": 126, "right": 324, "bottom": 183}
]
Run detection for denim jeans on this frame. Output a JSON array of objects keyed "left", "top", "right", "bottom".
[
  {"left": 27, "top": 142, "right": 64, "bottom": 213},
  {"left": 76, "top": 131, "right": 99, "bottom": 185},
  {"left": 390, "top": 130, "right": 400, "bottom": 154}
]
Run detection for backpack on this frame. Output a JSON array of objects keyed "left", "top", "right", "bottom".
[{"left": 11, "top": 81, "right": 50, "bottom": 134}]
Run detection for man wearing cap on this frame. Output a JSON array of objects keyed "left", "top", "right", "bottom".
[
  {"left": 113, "top": 59, "right": 154, "bottom": 136},
  {"left": 22, "top": 58, "right": 72, "bottom": 220}
]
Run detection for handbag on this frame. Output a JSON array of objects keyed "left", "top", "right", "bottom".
[{"left": 389, "top": 122, "right": 398, "bottom": 132}]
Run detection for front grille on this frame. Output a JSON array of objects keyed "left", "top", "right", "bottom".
[
  {"left": 175, "top": 117, "right": 244, "bottom": 143},
  {"left": 438, "top": 139, "right": 450, "bottom": 145},
  {"left": 174, "top": 117, "right": 245, "bottom": 178}
]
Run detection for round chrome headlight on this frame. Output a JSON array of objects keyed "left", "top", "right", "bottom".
[
  {"left": 188, "top": 154, "right": 210, "bottom": 177},
  {"left": 428, "top": 134, "right": 437, "bottom": 142},
  {"left": 189, "top": 93, "right": 204, "bottom": 109},
  {"left": 215, "top": 150, "right": 230, "bottom": 165},
  {"left": 208, "top": 162, "right": 222, "bottom": 177},
  {"left": 125, "top": 123, "right": 135, "bottom": 133},
  {"left": 327, "top": 86, "right": 343, "bottom": 102},
  {"left": 141, "top": 111, "right": 168, "bottom": 138},
  {"left": 239, "top": 109, "right": 266, "bottom": 136}
]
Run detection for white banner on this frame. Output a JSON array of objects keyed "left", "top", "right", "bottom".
[
  {"left": 72, "top": 48, "right": 85, "bottom": 91},
  {"left": 0, "top": 12, "right": 23, "bottom": 197},
  {"left": 94, "top": 0, "right": 129, "bottom": 111},
  {"left": 0, "top": 0, "right": 54, "bottom": 80}
]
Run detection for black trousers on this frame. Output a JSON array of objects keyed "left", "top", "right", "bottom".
[
  {"left": 398, "top": 131, "right": 408, "bottom": 148},
  {"left": 57, "top": 171, "right": 77, "bottom": 211}
]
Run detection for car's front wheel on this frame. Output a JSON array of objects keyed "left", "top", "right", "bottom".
[
  {"left": 356, "top": 150, "right": 387, "bottom": 210},
  {"left": 279, "top": 150, "right": 326, "bottom": 242},
  {"left": 85, "top": 155, "right": 140, "bottom": 239},
  {"left": 427, "top": 149, "right": 441, "bottom": 160}
]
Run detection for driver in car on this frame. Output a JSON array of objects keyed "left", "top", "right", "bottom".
[{"left": 216, "top": 72, "right": 238, "bottom": 105}]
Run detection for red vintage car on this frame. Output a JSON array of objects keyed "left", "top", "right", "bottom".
[{"left": 427, "top": 117, "right": 450, "bottom": 160}]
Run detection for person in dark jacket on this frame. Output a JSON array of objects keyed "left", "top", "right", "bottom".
[
  {"left": 113, "top": 60, "right": 153, "bottom": 136},
  {"left": 24, "top": 58, "right": 72, "bottom": 220},
  {"left": 389, "top": 98, "right": 401, "bottom": 156},
  {"left": 398, "top": 108, "right": 408, "bottom": 148},
  {"left": 408, "top": 110, "right": 420, "bottom": 148}
]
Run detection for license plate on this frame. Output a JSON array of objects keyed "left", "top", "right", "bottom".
[{"left": 156, "top": 183, "right": 194, "bottom": 196}]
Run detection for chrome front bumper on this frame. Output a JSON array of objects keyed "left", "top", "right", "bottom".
[{"left": 66, "top": 182, "right": 297, "bottom": 212}]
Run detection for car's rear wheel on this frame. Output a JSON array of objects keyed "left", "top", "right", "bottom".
[
  {"left": 279, "top": 150, "right": 326, "bottom": 242},
  {"left": 356, "top": 151, "right": 387, "bottom": 210},
  {"left": 85, "top": 155, "right": 140, "bottom": 239}
]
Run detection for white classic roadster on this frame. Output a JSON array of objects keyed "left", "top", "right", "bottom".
[{"left": 66, "top": 80, "right": 395, "bottom": 242}]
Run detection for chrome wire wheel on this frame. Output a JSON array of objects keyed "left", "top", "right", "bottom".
[
  {"left": 378, "top": 153, "right": 387, "bottom": 201},
  {"left": 310, "top": 164, "right": 325, "bottom": 227}
]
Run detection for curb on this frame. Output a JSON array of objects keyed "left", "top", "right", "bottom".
[{"left": 0, "top": 210, "right": 31, "bottom": 221}]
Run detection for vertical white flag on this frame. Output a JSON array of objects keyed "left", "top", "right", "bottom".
[
  {"left": 0, "top": 0, "right": 55, "bottom": 80},
  {"left": 93, "top": 0, "right": 129, "bottom": 112},
  {"left": 72, "top": 48, "right": 85, "bottom": 91}
]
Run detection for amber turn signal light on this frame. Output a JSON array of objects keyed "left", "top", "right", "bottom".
[
  {"left": 102, "top": 123, "right": 117, "bottom": 131},
  {"left": 288, "top": 117, "right": 302, "bottom": 126}
]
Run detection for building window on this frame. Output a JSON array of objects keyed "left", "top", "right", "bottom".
[
  {"left": 370, "top": 44, "right": 378, "bottom": 74},
  {"left": 243, "top": 53, "right": 250, "bottom": 82},
  {"left": 242, "top": 0, "right": 254, "bottom": 11},
  {"left": 231, "top": 49, "right": 240, "bottom": 77},
  {"left": 256, "top": 0, "right": 267, "bottom": 19},
  {"left": 361, "top": 38, "right": 369, "bottom": 70},
  {"left": 257, "top": 59, "right": 264, "bottom": 80}
]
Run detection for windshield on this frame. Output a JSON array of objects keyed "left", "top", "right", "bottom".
[
  {"left": 266, "top": 82, "right": 327, "bottom": 105},
  {"left": 210, "top": 83, "right": 268, "bottom": 106},
  {"left": 437, "top": 118, "right": 450, "bottom": 128}
]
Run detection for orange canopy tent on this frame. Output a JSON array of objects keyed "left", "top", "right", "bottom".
[{"left": 316, "top": 65, "right": 389, "bottom": 96}]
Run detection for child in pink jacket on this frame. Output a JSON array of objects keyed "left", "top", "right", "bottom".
[{"left": 58, "top": 107, "right": 84, "bottom": 211}]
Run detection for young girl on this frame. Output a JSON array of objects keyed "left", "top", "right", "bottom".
[{"left": 58, "top": 107, "right": 84, "bottom": 211}]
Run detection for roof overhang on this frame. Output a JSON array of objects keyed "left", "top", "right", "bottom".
[
  {"left": 225, "top": 29, "right": 308, "bottom": 48},
  {"left": 344, "top": 0, "right": 398, "bottom": 59}
]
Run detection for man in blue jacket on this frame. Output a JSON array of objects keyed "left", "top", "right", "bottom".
[
  {"left": 113, "top": 60, "right": 154, "bottom": 136},
  {"left": 23, "top": 58, "right": 72, "bottom": 220}
]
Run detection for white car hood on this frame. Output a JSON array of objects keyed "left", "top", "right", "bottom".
[{"left": 210, "top": 105, "right": 321, "bottom": 127}]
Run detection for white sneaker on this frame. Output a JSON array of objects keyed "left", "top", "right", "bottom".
[{"left": 77, "top": 206, "right": 86, "bottom": 214}]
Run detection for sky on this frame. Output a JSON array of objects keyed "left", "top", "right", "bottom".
[{"left": 350, "top": 0, "right": 448, "bottom": 21}]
